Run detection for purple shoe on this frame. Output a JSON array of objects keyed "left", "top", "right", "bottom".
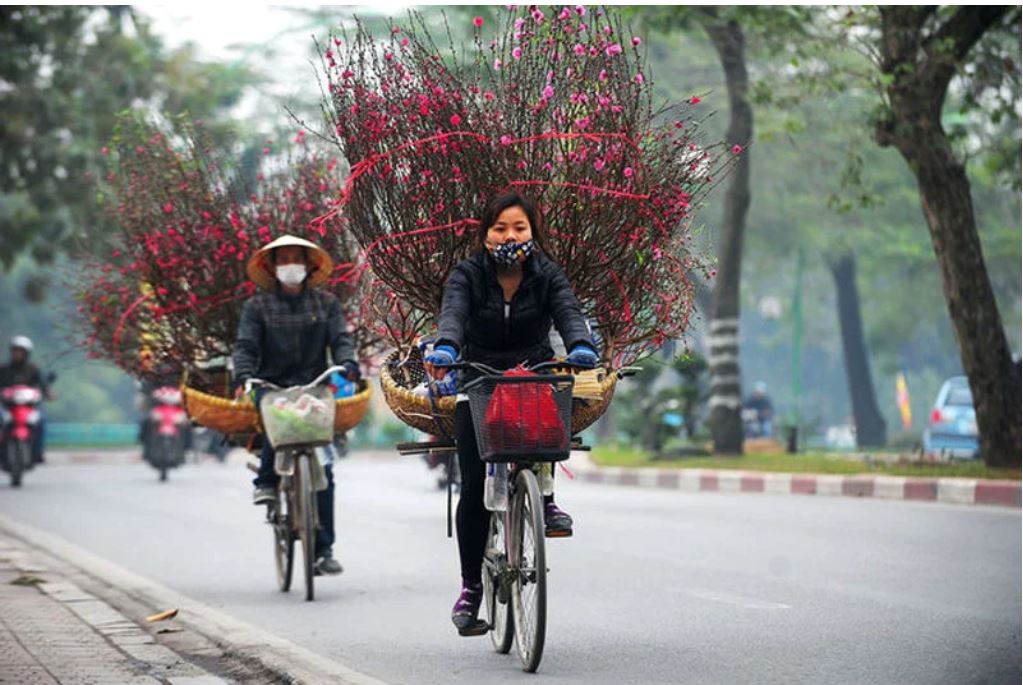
[
  {"left": 545, "top": 502, "right": 573, "bottom": 537},
  {"left": 450, "top": 582, "right": 483, "bottom": 631}
]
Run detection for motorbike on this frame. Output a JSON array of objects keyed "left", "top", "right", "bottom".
[
  {"left": 0, "top": 384, "right": 45, "bottom": 487},
  {"left": 742, "top": 407, "right": 774, "bottom": 439},
  {"left": 143, "top": 386, "right": 189, "bottom": 481}
]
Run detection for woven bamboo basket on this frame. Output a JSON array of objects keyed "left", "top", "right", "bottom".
[
  {"left": 379, "top": 349, "right": 617, "bottom": 437},
  {"left": 380, "top": 349, "right": 457, "bottom": 436},
  {"left": 182, "top": 382, "right": 372, "bottom": 434}
]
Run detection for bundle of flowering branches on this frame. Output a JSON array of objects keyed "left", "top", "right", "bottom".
[
  {"left": 75, "top": 115, "right": 380, "bottom": 386},
  {"left": 321, "top": 5, "right": 740, "bottom": 365}
]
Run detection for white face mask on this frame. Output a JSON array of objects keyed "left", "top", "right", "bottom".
[{"left": 275, "top": 264, "right": 308, "bottom": 286}]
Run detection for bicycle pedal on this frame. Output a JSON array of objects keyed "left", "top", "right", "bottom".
[
  {"left": 457, "top": 619, "right": 489, "bottom": 637},
  {"left": 545, "top": 528, "right": 573, "bottom": 538}
]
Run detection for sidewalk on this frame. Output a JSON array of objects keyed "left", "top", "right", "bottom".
[
  {"left": 0, "top": 531, "right": 230, "bottom": 685},
  {"left": 565, "top": 452, "right": 1022, "bottom": 509}
]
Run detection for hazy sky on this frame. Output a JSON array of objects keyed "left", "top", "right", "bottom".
[{"left": 135, "top": 4, "right": 408, "bottom": 123}]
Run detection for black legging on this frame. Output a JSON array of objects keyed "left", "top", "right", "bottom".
[{"left": 455, "top": 401, "right": 554, "bottom": 585}]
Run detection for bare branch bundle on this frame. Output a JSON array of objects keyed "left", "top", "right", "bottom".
[{"left": 321, "top": 6, "right": 739, "bottom": 364}]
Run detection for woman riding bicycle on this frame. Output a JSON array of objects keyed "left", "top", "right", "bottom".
[{"left": 424, "top": 191, "right": 599, "bottom": 633}]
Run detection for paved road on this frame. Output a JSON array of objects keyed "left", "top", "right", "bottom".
[{"left": 0, "top": 452, "right": 1019, "bottom": 685}]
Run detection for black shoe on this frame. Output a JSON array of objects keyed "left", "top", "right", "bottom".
[
  {"left": 253, "top": 486, "right": 275, "bottom": 505},
  {"left": 545, "top": 502, "right": 574, "bottom": 537},
  {"left": 314, "top": 553, "right": 343, "bottom": 576},
  {"left": 451, "top": 582, "right": 485, "bottom": 634}
]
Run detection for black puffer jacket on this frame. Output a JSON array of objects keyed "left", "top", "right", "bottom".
[
  {"left": 435, "top": 251, "right": 593, "bottom": 369},
  {"left": 0, "top": 362, "right": 46, "bottom": 391}
]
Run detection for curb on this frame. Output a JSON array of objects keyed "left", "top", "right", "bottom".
[
  {"left": 571, "top": 458, "right": 1021, "bottom": 509},
  {"left": 0, "top": 513, "right": 390, "bottom": 685},
  {"left": 0, "top": 531, "right": 233, "bottom": 684}
]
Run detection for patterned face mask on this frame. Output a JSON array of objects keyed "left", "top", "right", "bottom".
[{"left": 490, "top": 239, "right": 536, "bottom": 266}]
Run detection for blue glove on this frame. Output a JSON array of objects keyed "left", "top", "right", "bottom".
[
  {"left": 425, "top": 344, "right": 457, "bottom": 367},
  {"left": 340, "top": 360, "right": 361, "bottom": 382},
  {"left": 566, "top": 344, "right": 599, "bottom": 369},
  {"left": 433, "top": 369, "right": 459, "bottom": 396}
]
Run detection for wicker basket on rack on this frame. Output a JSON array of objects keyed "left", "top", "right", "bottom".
[
  {"left": 379, "top": 348, "right": 458, "bottom": 436},
  {"left": 379, "top": 348, "right": 617, "bottom": 437},
  {"left": 182, "top": 381, "right": 373, "bottom": 434}
]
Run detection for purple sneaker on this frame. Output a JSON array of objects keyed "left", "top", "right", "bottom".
[
  {"left": 545, "top": 502, "right": 573, "bottom": 537},
  {"left": 450, "top": 582, "right": 483, "bottom": 631}
]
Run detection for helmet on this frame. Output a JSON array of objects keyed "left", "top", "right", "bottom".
[
  {"left": 10, "top": 336, "right": 33, "bottom": 353},
  {"left": 753, "top": 381, "right": 768, "bottom": 395}
]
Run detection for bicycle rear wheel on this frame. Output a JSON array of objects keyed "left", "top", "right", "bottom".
[
  {"left": 296, "top": 455, "right": 316, "bottom": 602},
  {"left": 272, "top": 482, "right": 294, "bottom": 592},
  {"left": 511, "top": 468, "right": 546, "bottom": 672},
  {"left": 483, "top": 512, "right": 513, "bottom": 654}
]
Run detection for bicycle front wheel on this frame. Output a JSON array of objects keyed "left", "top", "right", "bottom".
[
  {"left": 296, "top": 455, "right": 316, "bottom": 602},
  {"left": 511, "top": 468, "right": 547, "bottom": 672},
  {"left": 483, "top": 511, "right": 513, "bottom": 654},
  {"left": 273, "top": 482, "right": 294, "bottom": 592}
]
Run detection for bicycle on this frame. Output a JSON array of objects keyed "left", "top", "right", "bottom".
[
  {"left": 246, "top": 365, "right": 347, "bottom": 602},
  {"left": 398, "top": 359, "right": 584, "bottom": 673}
]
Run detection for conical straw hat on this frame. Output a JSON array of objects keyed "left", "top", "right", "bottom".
[{"left": 245, "top": 234, "right": 333, "bottom": 290}]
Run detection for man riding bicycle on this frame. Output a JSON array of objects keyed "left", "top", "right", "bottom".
[{"left": 232, "top": 235, "right": 360, "bottom": 577}]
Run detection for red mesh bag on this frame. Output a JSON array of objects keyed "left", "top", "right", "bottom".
[{"left": 481, "top": 367, "right": 568, "bottom": 455}]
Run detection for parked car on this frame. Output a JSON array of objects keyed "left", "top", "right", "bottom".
[{"left": 922, "top": 376, "right": 979, "bottom": 459}]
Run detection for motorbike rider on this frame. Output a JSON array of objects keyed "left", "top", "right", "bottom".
[
  {"left": 137, "top": 359, "right": 192, "bottom": 460},
  {"left": 232, "top": 234, "right": 360, "bottom": 577},
  {"left": 743, "top": 381, "right": 775, "bottom": 438},
  {"left": 0, "top": 336, "right": 52, "bottom": 464}
]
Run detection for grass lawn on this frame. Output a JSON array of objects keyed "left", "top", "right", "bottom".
[{"left": 591, "top": 444, "right": 1021, "bottom": 481}]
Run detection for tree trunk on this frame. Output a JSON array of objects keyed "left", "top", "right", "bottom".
[
  {"left": 829, "top": 254, "right": 887, "bottom": 447},
  {"left": 889, "top": 127, "right": 1020, "bottom": 466},
  {"left": 701, "top": 14, "right": 752, "bottom": 455},
  {"left": 876, "top": 6, "right": 1020, "bottom": 467}
]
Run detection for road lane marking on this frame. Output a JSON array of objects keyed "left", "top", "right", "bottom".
[{"left": 686, "top": 589, "right": 791, "bottom": 610}]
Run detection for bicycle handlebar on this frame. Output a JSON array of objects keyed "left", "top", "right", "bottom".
[
  {"left": 428, "top": 359, "right": 594, "bottom": 375},
  {"left": 243, "top": 364, "right": 352, "bottom": 395}
]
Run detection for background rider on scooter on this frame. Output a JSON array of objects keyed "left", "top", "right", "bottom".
[{"left": 0, "top": 336, "right": 53, "bottom": 464}]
